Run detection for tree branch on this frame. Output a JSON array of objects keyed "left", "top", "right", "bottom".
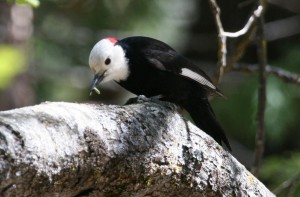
[
  {"left": 208, "top": 0, "right": 227, "bottom": 84},
  {"left": 0, "top": 101, "right": 275, "bottom": 196},
  {"left": 209, "top": 0, "right": 263, "bottom": 84},
  {"left": 209, "top": 0, "right": 269, "bottom": 176},
  {"left": 233, "top": 63, "right": 300, "bottom": 85},
  {"left": 252, "top": 1, "right": 267, "bottom": 175},
  {"left": 274, "top": 171, "right": 300, "bottom": 196}
]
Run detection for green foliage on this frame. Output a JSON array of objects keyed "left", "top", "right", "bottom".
[
  {"left": 260, "top": 154, "right": 300, "bottom": 197},
  {"left": 7, "top": 0, "right": 40, "bottom": 7},
  {"left": 213, "top": 76, "right": 258, "bottom": 148},
  {"left": 0, "top": 46, "right": 26, "bottom": 89},
  {"left": 276, "top": 43, "right": 300, "bottom": 73},
  {"left": 213, "top": 72, "right": 300, "bottom": 151},
  {"left": 264, "top": 77, "right": 299, "bottom": 148}
]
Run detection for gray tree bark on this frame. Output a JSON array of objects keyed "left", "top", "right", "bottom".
[{"left": 0, "top": 98, "right": 275, "bottom": 197}]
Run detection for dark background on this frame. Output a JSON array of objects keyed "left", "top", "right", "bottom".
[{"left": 0, "top": 0, "right": 299, "bottom": 195}]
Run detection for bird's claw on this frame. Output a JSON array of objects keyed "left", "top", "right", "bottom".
[{"left": 124, "top": 95, "right": 163, "bottom": 105}]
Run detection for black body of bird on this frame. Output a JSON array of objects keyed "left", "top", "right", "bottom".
[{"left": 89, "top": 36, "right": 231, "bottom": 150}]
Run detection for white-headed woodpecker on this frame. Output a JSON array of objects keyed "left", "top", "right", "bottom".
[{"left": 89, "top": 36, "right": 231, "bottom": 150}]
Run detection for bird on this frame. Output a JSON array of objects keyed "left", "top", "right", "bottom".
[{"left": 88, "top": 36, "right": 231, "bottom": 150}]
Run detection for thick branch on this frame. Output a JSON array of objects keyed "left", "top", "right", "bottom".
[{"left": 0, "top": 101, "right": 275, "bottom": 196}]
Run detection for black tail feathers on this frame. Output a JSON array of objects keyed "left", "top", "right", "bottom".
[{"left": 183, "top": 99, "right": 232, "bottom": 151}]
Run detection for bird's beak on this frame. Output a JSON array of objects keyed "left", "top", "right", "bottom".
[{"left": 89, "top": 72, "right": 105, "bottom": 95}]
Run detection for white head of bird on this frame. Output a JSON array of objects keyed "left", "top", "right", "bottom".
[{"left": 89, "top": 38, "right": 129, "bottom": 84}]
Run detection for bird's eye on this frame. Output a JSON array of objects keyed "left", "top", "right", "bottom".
[{"left": 105, "top": 58, "right": 111, "bottom": 65}]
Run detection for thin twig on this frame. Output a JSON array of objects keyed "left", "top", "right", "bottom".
[
  {"left": 225, "top": 28, "right": 256, "bottom": 72},
  {"left": 233, "top": 64, "right": 300, "bottom": 85},
  {"left": 209, "top": 0, "right": 227, "bottom": 84},
  {"left": 209, "top": 0, "right": 263, "bottom": 84},
  {"left": 223, "top": 6, "right": 263, "bottom": 38},
  {"left": 273, "top": 172, "right": 300, "bottom": 197},
  {"left": 251, "top": 0, "right": 267, "bottom": 176}
]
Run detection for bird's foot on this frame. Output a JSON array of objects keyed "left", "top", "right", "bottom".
[
  {"left": 124, "top": 97, "right": 140, "bottom": 105},
  {"left": 124, "top": 95, "right": 163, "bottom": 105}
]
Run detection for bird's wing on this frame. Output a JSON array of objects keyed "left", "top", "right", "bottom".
[
  {"left": 120, "top": 36, "right": 221, "bottom": 94},
  {"left": 143, "top": 48, "right": 217, "bottom": 91}
]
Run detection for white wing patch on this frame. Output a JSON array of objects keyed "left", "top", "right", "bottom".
[{"left": 181, "top": 68, "right": 216, "bottom": 89}]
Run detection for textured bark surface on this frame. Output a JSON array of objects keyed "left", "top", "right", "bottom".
[{"left": 0, "top": 99, "right": 274, "bottom": 197}]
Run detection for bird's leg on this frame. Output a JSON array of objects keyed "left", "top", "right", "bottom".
[
  {"left": 124, "top": 95, "right": 164, "bottom": 105},
  {"left": 124, "top": 97, "right": 140, "bottom": 105}
]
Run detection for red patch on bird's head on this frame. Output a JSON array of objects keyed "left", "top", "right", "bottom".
[{"left": 105, "top": 37, "right": 118, "bottom": 45}]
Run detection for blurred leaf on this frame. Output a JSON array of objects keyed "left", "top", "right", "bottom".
[
  {"left": 6, "top": 0, "right": 40, "bottom": 8},
  {"left": 260, "top": 154, "right": 300, "bottom": 197},
  {"left": 0, "top": 46, "right": 26, "bottom": 89},
  {"left": 212, "top": 76, "right": 257, "bottom": 148},
  {"left": 265, "top": 77, "right": 295, "bottom": 147}
]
